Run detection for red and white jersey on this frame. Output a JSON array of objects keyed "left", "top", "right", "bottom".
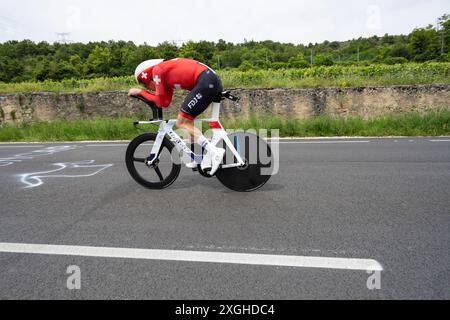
[{"left": 138, "top": 58, "right": 208, "bottom": 108}]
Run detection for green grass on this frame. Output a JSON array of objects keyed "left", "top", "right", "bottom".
[
  {"left": 0, "top": 118, "right": 142, "bottom": 142},
  {"left": 1, "top": 111, "right": 449, "bottom": 142},
  {"left": 0, "top": 63, "right": 449, "bottom": 93},
  {"left": 223, "top": 110, "right": 450, "bottom": 137}
]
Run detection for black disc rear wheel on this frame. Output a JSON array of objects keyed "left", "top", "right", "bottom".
[
  {"left": 215, "top": 132, "right": 274, "bottom": 192},
  {"left": 126, "top": 133, "right": 181, "bottom": 189}
]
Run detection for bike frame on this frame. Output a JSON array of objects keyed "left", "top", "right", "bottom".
[{"left": 135, "top": 101, "right": 246, "bottom": 169}]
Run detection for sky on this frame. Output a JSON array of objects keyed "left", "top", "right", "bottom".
[{"left": 0, "top": 0, "right": 449, "bottom": 45}]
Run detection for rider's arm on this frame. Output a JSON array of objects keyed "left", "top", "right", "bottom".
[
  {"left": 138, "top": 65, "right": 173, "bottom": 108},
  {"left": 138, "top": 90, "right": 173, "bottom": 108}
]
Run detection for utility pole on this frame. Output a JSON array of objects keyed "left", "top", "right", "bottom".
[
  {"left": 357, "top": 46, "right": 360, "bottom": 63},
  {"left": 217, "top": 55, "right": 221, "bottom": 70},
  {"left": 168, "top": 39, "right": 187, "bottom": 48},
  {"left": 310, "top": 49, "right": 314, "bottom": 66},
  {"left": 437, "top": 19, "right": 444, "bottom": 56},
  {"left": 56, "top": 32, "right": 71, "bottom": 44}
]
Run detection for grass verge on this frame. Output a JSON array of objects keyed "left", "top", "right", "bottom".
[
  {"left": 223, "top": 110, "right": 450, "bottom": 137},
  {"left": 0, "top": 111, "right": 449, "bottom": 142}
]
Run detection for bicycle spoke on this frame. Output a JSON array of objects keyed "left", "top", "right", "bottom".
[{"left": 154, "top": 166, "right": 165, "bottom": 182}]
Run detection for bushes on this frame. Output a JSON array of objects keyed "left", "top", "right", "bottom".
[
  {"left": 383, "top": 57, "right": 409, "bottom": 65},
  {"left": 314, "top": 55, "right": 334, "bottom": 66}
]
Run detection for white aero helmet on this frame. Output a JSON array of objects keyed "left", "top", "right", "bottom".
[{"left": 134, "top": 59, "right": 164, "bottom": 86}]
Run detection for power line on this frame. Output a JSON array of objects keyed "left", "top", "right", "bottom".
[
  {"left": 168, "top": 39, "right": 187, "bottom": 47},
  {"left": 0, "top": 15, "right": 17, "bottom": 35}
]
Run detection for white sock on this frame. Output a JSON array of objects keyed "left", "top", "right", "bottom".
[{"left": 197, "top": 136, "right": 214, "bottom": 153}]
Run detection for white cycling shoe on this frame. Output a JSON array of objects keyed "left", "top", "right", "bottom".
[
  {"left": 201, "top": 146, "right": 226, "bottom": 176},
  {"left": 185, "top": 161, "right": 198, "bottom": 169}
]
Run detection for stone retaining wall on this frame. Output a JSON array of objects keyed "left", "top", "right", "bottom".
[{"left": 0, "top": 84, "right": 448, "bottom": 124}]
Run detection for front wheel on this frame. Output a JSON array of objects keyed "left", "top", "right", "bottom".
[
  {"left": 126, "top": 133, "right": 181, "bottom": 189},
  {"left": 215, "top": 132, "right": 274, "bottom": 192}
]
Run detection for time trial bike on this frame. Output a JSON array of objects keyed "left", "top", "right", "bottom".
[{"left": 126, "top": 91, "right": 274, "bottom": 192}]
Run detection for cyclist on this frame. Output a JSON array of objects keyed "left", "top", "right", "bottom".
[{"left": 128, "top": 58, "right": 225, "bottom": 175}]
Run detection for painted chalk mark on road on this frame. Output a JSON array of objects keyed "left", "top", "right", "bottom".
[
  {"left": 0, "top": 146, "right": 78, "bottom": 167},
  {"left": 18, "top": 160, "right": 113, "bottom": 188}
]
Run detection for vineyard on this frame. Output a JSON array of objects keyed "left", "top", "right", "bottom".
[
  {"left": 219, "top": 62, "right": 450, "bottom": 88},
  {"left": 0, "top": 62, "right": 449, "bottom": 93}
]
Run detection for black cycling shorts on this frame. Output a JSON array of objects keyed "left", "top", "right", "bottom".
[{"left": 179, "top": 69, "right": 223, "bottom": 120}]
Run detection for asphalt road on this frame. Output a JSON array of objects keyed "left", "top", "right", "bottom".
[{"left": 0, "top": 138, "right": 449, "bottom": 300}]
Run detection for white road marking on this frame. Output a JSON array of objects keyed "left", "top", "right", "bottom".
[
  {"left": 86, "top": 144, "right": 154, "bottom": 147},
  {"left": 85, "top": 141, "right": 370, "bottom": 147},
  {"left": 86, "top": 144, "right": 129, "bottom": 147},
  {"left": 0, "top": 145, "right": 45, "bottom": 148},
  {"left": 275, "top": 141, "right": 371, "bottom": 144},
  {"left": 429, "top": 140, "right": 450, "bottom": 142},
  {"left": 0, "top": 242, "right": 383, "bottom": 271}
]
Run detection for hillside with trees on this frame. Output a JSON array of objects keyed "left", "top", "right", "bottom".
[{"left": 0, "top": 14, "right": 448, "bottom": 83}]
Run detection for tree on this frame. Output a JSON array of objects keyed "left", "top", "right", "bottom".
[
  {"left": 128, "top": 45, "right": 158, "bottom": 69},
  {"left": 383, "top": 57, "right": 408, "bottom": 65},
  {"left": 38, "top": 60, "right": 66, "bottom": 81},
  {"left": 156, "top": 42, "right": 178, "bottom": 60},
  {"left": 69, "top": 55, "right": 84, "bottom": 78},
  {"left": 0, "top": 58, "right": 23, "bottom": 82},
  {"left": 194, "top": 41, "right": 216, "bottom": 64},
  {"left": 389, "top": 44, "right": 411, "bottom": 60},
  {"left": 382, "top": 33, "right": 395, "bottom": 45},
  {"left": 216, "top": 39, "right": 231, "bottom": 51},
  {"left": 0, "top": 58, "right": 11, "bottom": 82},
  {"left": 409, "top": 27, "right": 440, "bottom": 61},
  {"left": 238, "top": 60, "right": 253, "bottom": 71},
  {"left": 86, "top": 46, "right": 112, "bottom": 76},
  {"left": 288, "top": 53, "right": 309, "bottom": 68},
  {"left": 314, "top": 54, "right": 334, "bottom": 66},
  {"left": 179, "top": 41, "right": 205, "bottom": 61},
  {"left": 220, "top": 49, "right": 242, "bottom": 68},
  {"left": 438, "top": 14, "right": 450, "bottom": 54}
]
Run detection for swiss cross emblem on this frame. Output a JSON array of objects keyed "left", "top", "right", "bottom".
[
  {"left": 141, "top": 72, "right": 148, "bottom": 80},
  {"left": 153, "top": 75, "right": 161, "bottom": 85}
]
